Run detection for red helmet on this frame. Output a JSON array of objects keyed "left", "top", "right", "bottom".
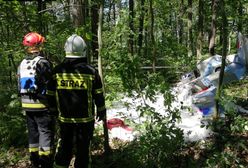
[{"left": 23, "top": 32, "right": 45, "bottom": 47}]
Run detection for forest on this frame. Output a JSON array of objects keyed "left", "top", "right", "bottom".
[{"left": 0, "top": 0, "right": 248, "bottom": 167}]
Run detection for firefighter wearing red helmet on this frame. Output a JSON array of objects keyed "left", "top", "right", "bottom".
[
  {"left": 17, "top": 32, "right": 54, "bottom": 168},
  {"left": 23, "top": 32, "right": 45, "bottom": 54}
]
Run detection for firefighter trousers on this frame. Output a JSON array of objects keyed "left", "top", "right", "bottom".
[
  {"left": 26, "top": 111, "right": 55, "bottom": 168},
  {"left": 54, "top": 121, "right": 95, "bottom": 168}
]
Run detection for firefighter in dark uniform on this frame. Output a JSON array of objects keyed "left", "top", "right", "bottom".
[
  {"left": 18, "top": 32, "right": 54, "bottom": 168},
  {"left": 47, "top": 34, "right": 106, "bottom": 168}
]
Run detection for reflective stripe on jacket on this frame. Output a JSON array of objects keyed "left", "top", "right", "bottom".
[
  {"left": 47, "top": 58, "right": 106, "bottom": 123},
  {"left": 18, "top": 55, "right": 52, "bottom": 111}
]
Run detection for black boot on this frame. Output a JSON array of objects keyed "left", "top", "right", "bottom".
[
  {"left": 40, "top": 155, "right": 53, "bottom": 168},
  {"left": 30, "top": 152, "right": 40, "bottom": 168}
]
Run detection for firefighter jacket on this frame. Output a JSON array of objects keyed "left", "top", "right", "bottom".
[
  {"left": 46, "top": 58, "right": 106, "bottom": 123},
  {"left": 18, "top": 55, "right": 53, "bottom": 111}
]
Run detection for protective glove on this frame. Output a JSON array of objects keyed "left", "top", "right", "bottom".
[{"left": 96, "top": 109, "right": 106, "bottom": 122}]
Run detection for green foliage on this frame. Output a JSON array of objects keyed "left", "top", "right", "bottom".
[
  {"left": 230, "top": 115, "right": 248, "bottom": 133},
  {"left": 131, "top": 121, "right": 184, "bottom": 168},
  {"left": 206, "top": 149, "right": 245, "bottom": 168},
  {"left": 0, "top": 91, "right": 27, "bottom": 148},
  {"left": 0, "top": 0, "right": 248, "bottom": 167},
  {"left": 107, "top": 80, "right": 184, "bottom": 167},
  {"left": 201, "top": 89, "right": 248, "bottom": 167},
  {"left": 45, "top": 32, "right": 70, "bottom": 64},
  {"left": 104, "top": 75, "right": 124, "bottom": 108},
  {"left": 107, "top": 93, "right": 184, "bottom": 168}
]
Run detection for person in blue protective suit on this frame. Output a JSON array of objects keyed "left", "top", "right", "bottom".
[
  {"left": 46, "top": 34, "right": 106, "bottom": 168},
  {"left": 18, "top": 32, "right": 55, "bottom": 168}
]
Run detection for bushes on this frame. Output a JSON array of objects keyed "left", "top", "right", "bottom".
[
  {"left": 130, "top": 122, "right": 184, "bottom": 168},
  {"left": 0, "top": 91, "right": 27, "bottom": 148},
  {"left": 104, "top": 87, "right": 185, "bottom": 168}
]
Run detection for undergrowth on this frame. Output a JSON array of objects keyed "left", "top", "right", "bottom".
[{"left": 0, "top": 80, "right": 248, "bottom": 167}]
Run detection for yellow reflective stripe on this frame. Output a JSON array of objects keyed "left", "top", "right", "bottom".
[
  {"left": 56, "top": 91, "right": 61, "bottom": 115},
  {"left": 87, "top": 79, "right": 93, "bottom": 117},
  {"left": 39, "top": 150, "right": 51, "bottom": 156},
  {"left": 54, "top": 139, "right": 67, "bottom": 168},
  {"left": 56, "top": 73, "right": 94, "bottom": 90},
  {"left": 29, "top": 147, "right": 39, "bottom": 152},
  {"left": 46, "top": 90, "right": 55, "bottom": 96},
  {"left": 66, "top": 52, "right": 82, "bottom": 56},
  {"left": 97, "top": 105, "right": 106, "bottom": 112},
  {"left": 95, "top": 88, "right": 103, "bottom": 94},
  {"left": 56, "top": 73, "right": 94, "bottom": 79},
  {"left": 57, "top": 86, "right": 87, "bottom": 90},
  {"left": 55, "top": 139, "right": 61, "bottom": 154},
  {"left": 22, "top": 103, "right": 47, "bottom": 108},
  {"left": 58, "top": 116, "right": 94, "bottom": 123}
]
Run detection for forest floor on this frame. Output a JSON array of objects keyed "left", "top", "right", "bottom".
[
  {"left": 1, "top": 126, "right": 247, "bottom": 168},
  {"left": 1, "top": 81, "right": 248, "bottom": 167}
]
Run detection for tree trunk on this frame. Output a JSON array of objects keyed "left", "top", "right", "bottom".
[
  {"left": 214, "top": 0, "right": 227, "bottom": 119},
  {"left": 98, "top": 0, "right": 111, "bottom": 154},
  {"left": 107, "top": 0, "right": 112, "bottom": 24},
  {"left": 150, "top": 0, "right": 156, "bottom": 72},
  {"left": 178, "top": 0, "right": 184, "bottom": 44},
  {"left": 209, "top": 0, "right": 218, "bottom": 56},
  {"left": 138, "top": 0, "right": 145, "bottom": 56},
  {"left": 128, "top": 0, "right": 134, "bottom": 56},
  {"left": 187, "top": 0, "right": 193, "bottom": 57},
  {"left": 237, "top": 1, "right": 243, "bottom": 33},
  {"left": 91, "top": 1, "right": 99, "bottom": 63},
  {"left": 70, "top": 0, "right": 86, "bottom": 27},
  {"left": 196, "top": 0, "right": 204, "bottom": 60},
  {"left": 113, "top": 0, "right": 116, "bottom": 23},
  {"left": 38, "top": 0, "right": 46, "bottom": 34}
]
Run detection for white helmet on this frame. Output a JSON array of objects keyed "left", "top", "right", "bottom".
[{"left": 64, "top": 34, "right": 87, "bottom": 58}]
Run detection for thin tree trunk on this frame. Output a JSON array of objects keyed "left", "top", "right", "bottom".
[
  {"left": 38, "top": 0, "right": 46, "bottom": 34},
  {"left": 0, "top": 22, "right": 3, "bottom": 45},
  {"left": 209, "top": 0, "right": 218, "bottom": 56},
  {"left": 237, "top": 1, "right": 243, "bottom": 33},
  {"left": 85, "top": 0, "right": 89, "bottom": 22},
  {"left": 188, "top": 0, "right": 193, "bottom": 57},
  {"left": 91, "top": 1, "right": 99, "bottom": 63},
  {"left": 128, "top": 0, "right": 134, "bottom": 56},
  {"left": 113, "top": 0, "right": 116, "bottom": 23},
  {"left": 107, "top": 0, "right": 112, "bottom": 24},
  {"left": 150, "top": 0, "right": 156, "bottom": 72},
  {"left": 98, "top": 0, "right": 111, "bottom": 154},
  {"left": 178, "top": 0, "right": 184, "bottom": 44},
  {"left": 196, "top": 0, "right": 204, "bottom": 60},
  {"left": 6, "top": 7, "right": 11, "bottom": 83},
  {"left": 138, "top": 0, "right": 145, "bottom": 56},
  {"left": 214, "top": 0, "right": 227, "bottom": 119}
]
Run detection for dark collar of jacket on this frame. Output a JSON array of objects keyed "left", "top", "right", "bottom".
[{"left": 63, "top": 57, "right": 88, "bottom": 64}]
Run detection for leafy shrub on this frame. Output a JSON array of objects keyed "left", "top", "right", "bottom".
[
  {"left": 0, "top": 91, "right": 27, "bottom": 148},
  {"left": 107, "top": 86, "right": 184, "bottom": 168},
  {"left": 202, "top": 91, "right": 248, "bottom": 167}
]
